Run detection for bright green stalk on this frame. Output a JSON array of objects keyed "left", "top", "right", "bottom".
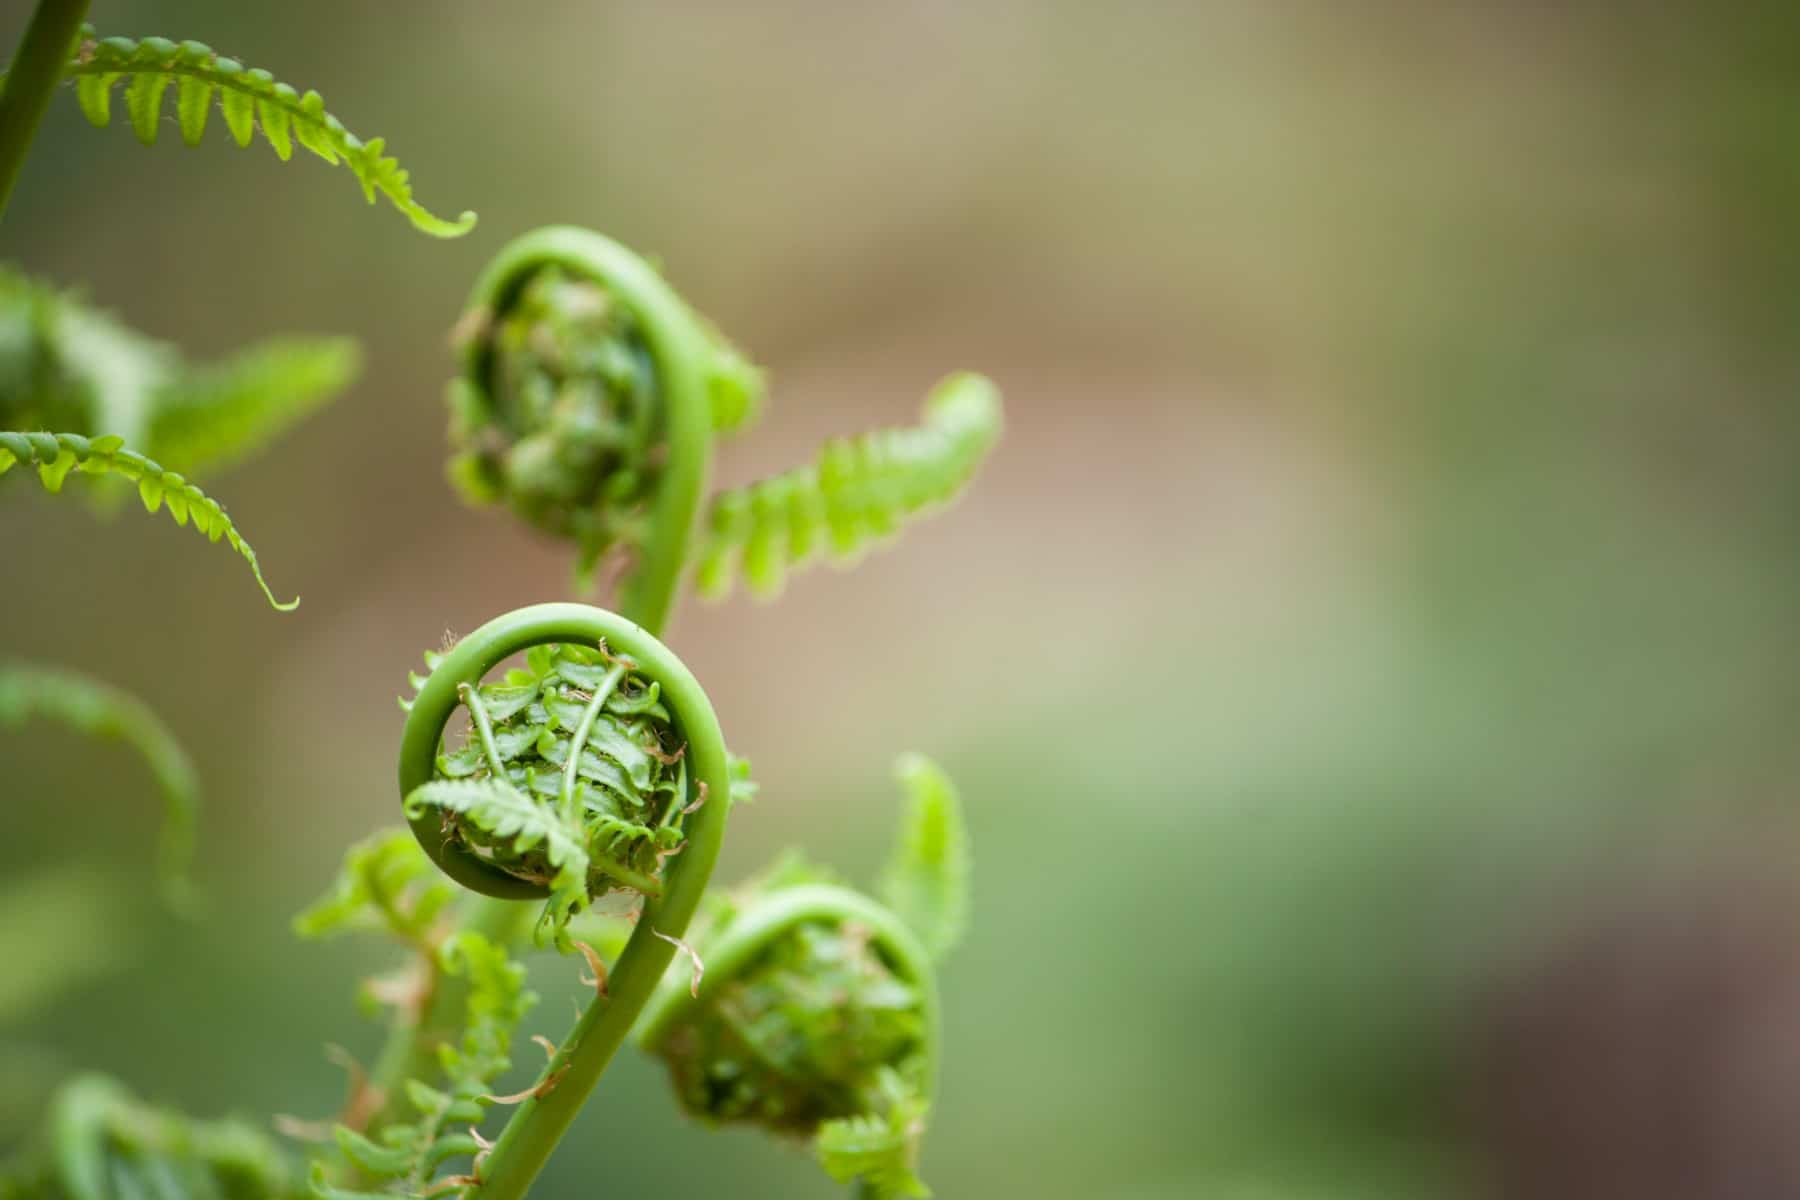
[
  {"left": 0, "top": 0, "right": 89, "bottom": 221},
  {"left": 395, "top": 604, "right": 732, "bottom": 1200}
]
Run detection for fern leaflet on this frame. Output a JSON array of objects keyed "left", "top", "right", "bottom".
[
  {"left": 815, "top": 1073, "right": 932, "bottom": 1198},
  {"left": 878, "top": 754, "right": 970, "bottom": 963},
  {"left": 693, "top": 372, "right": 1002, "bottom": 599},
  {"left": 0, "top": 431, "right": 297, "bottom": 610},
  {"left": 294, "top": 828, "right": 457, "bottom": 948},
  {"left": 48, "top": 27, "right": 475, "bottom": 237},
  {"left": 0, "top": 664, "right": 198, "bottom": 911}
]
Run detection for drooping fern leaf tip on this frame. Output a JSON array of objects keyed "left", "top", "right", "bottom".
[
  {"left": 48, "top": 27, "right": 475, "bottom": 238},
  {"left": 0, "top": 431, "right": 298, "bottom": 610}
]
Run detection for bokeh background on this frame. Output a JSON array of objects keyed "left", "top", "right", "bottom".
[{"left": 5, "top": 3, "right": 1800, "bottom": 1197}]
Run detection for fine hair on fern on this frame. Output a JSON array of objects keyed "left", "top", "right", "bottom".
[
  {"left": 0, "top": 430, "right": 296, "bottom": 609},
  {"left": 48, "top": 25, "right": 476, "bottom": 237}
]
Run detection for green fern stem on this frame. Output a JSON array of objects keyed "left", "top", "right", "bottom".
[
  {"left": 0, "top": 0, "right": 90, "bottom": 218},
  {"left": 0, "top": 430, "right": 297, "bottom": 610},
  {"left": 450, "top": 227, "right": 755, "bottom": 629},
  {"left": 395, "top": 603, "right": 732, "bottom": 1200}
]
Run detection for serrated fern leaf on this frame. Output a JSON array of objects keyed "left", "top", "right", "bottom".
[
  {"left": 147, "top": 335, "right": 361, "bottom": 477},
  {"left": 403, "top": 779, "right": 592, "bottom": 934},
  {"left": 0, "top": 664, "right": 198, "bottom": 910},
  {"left": 51, "top": 28, "right": 475, "bottom": 237},
  {"left": 878, "top": 754, "right": 970, "bottom": 963},
  {"left": 0, "top": 430, "right": 297, "bottom": 610},
  {"left": 816, "top": 1076, "right": 932, "bottom": 1198},
  {"left": 294, "top": 828, "right": 456, "bottom": 947},
  {"left": 694, "top": 372, "right": 1002, "bottom": 599}
]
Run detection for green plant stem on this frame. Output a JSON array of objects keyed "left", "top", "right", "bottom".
[
  {"left": 0, "top": 0, "right": 86, "bottom": 222},
  {"left": 393, "top": 604, "right": 731, "bottom": 1200}
]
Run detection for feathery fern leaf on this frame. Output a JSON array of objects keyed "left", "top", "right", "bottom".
[
  {"left": 0, "top": 664, "right": 198, "bottom": 910},
  {"left": 878, "top": 754, "right": 970, "bottom": 963},
  {"left": 313, "top": 931, "right": 533, "bottom": 1200},
  {"left": 49, "top": 27, "right": 475, "bottom": 237},
  {"left": 0, "top": 430, "right": 297, "bottom": 610},
  {"left": 293, "top": 828, "right": 456, "bottom": 947},
  {"left": 816, "top": 1074, "right": 932, "bottom": 1198},
  {"left": 693, "top": 372, "right": 1002, "bottom": 599},
  {"left": 403, "top": 779, "right": 592, "bottom": 936},
  {"left": 147, "top": 336, "right": 361, "bottom": 477}
]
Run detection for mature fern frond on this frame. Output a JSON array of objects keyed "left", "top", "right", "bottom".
[
  {"left": 312, "top": 931, "right": 532, "bottom": 1200},
  {"left": 693, "top": 372, "right": 1002, "bottom": 599},
  {"left": 293, "top": 828, "right": 456, "bottom": 947},
  {"left": 148, "top": 336, "right": 361, "bottom": 477},
  {"left": 0, "top": 664, "right": 198, "bottom": 909},
  {"left": 878, "top": 754, "right": 970, "bottom": 963},
  {"left": 0, "top": 430, "right": 296, "bottom": 610},
  {"left": 50, "top": 27, "right": 475, "bottom": 237}
]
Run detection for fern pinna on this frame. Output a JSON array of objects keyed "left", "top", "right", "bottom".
[{"left": 446, "top": 227, "right": 1002, "bottom": 619}]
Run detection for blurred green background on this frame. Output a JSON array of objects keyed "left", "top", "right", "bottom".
[{"left": 5, "top": 3, "right": 1800, "bottom": 1197}]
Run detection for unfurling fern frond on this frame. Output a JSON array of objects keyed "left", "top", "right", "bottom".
[
  {"left": 0, "top": 1074, "right": 294, "bottom": 1200},
  {"left": 148, "top": 336, "right": 361, "bottom": 478},
  {"left": 694, "top": 372, "right": 1002, "bottom": 600},
  {"left": 48, "top": 27, "right": 474, "bottom": 237},
  {"left": 637, "top": 754, "right": 968, "bottom": 1197},
  {"left": 0, "top": 431, "right": 297, "bottom": 610},
  {"left": 0, "top": 664, "right": 198, "bottom": 910},
  {"left": 311, "top": 932, "right": 532, "bottom": 1200}
]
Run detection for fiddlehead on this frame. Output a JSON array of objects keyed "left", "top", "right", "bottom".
[
  {"left": 637, "top": 755, "right": 970, "bottom": 1198},
  {"left": 0, "top": 664, "right": 197, "bottom": 910},
  {"left": 447, "top": 226, "right": 1001, "bottom": 620},
  {"left": 0, "top": 431, "right": 296, "bottom": 610},
  {"left": 0, "top": 1074, "right": 295, "bottom": 1200},
  {"left": 446, "top": 227, "right": 758, "bottom": 627},
  {"left": 13, "top": 26, "right": 476, "bottom": 237},
  {"left": 391, "top": 602, "right": 733, "bottom": 1200},
  {"left": 694, "top": 373, "right": 1002, "bottom": 599}
]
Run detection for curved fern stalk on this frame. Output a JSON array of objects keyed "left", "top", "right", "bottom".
[
  {"left": 0, "top": 431, "right": 297, "bottom": 610},
  {"left": 394, "top": 603, "right": 733, "bottom": 1200},
  {"left": 448, "top": 227, "right": 760, "bottom": 629},
  {"left": 0, "top": 663, "right": 198, "bottom": 911},
  {"left": 38, "top": 26, "right": 475, "bottom": 237},
  {"left": 694, "top": 372, "right": 1002, "bottom": 600},
  {"left": 636, "top": 755, "right": 970, "bottom": 1198}
]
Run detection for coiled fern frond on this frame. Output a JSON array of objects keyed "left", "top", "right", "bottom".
[
  {"left": 637, "top": 754, "right": 970, "bottom": 1198},
  {"left": 31, "top": 26, "right": 474, "bottom": 237},
  {"left": 694, "top": 373, "right": 1002, "bottom": 600},
  {"left": 0, "top": 264, "right": 360, "bottom": 480},
  {"left": 0, "top": 664, "right": 198, "bottom": 911},
  {"left": 0, "top": 431, "right": 296, "bottom": 610},
  {"left": 0, "top": 1074, "right": 294, "bottom": 1200}
]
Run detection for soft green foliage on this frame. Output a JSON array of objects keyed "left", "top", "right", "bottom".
[
  {"left": 0, "top": 663, "right": 198, "bottom": 909},
  {"left": 401, "top": 641, "right": 692, "bottom": 939},
  {"left": 0, "top": 430, "right": 296, "bottom": 609},
  {"left": 293, "top": 829, "right": 457, "bottom": 948},
  {"left": 815, "top": 1071, "right": 932, "bottom": 1199},
  {"left": 447, "top": 267, "right": 761, "bottom": 581},
  {"left": 694, "top": 372, "right": 1002, "bottom": 599},
  {"left": 311, "top": 933, "right": 533, "bottom": 1200},
  {"left": 0, "top": 265, "right": 359, "bottom": 479},
  {"left": 0, "top": 1074, "right": 294, "bottom": 1200},
  {"left": 878, "top": 754, "right": 970, "bottom": 962},
  {"left": 42, "top": 26, "right": 474, "bottom": 237}
]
